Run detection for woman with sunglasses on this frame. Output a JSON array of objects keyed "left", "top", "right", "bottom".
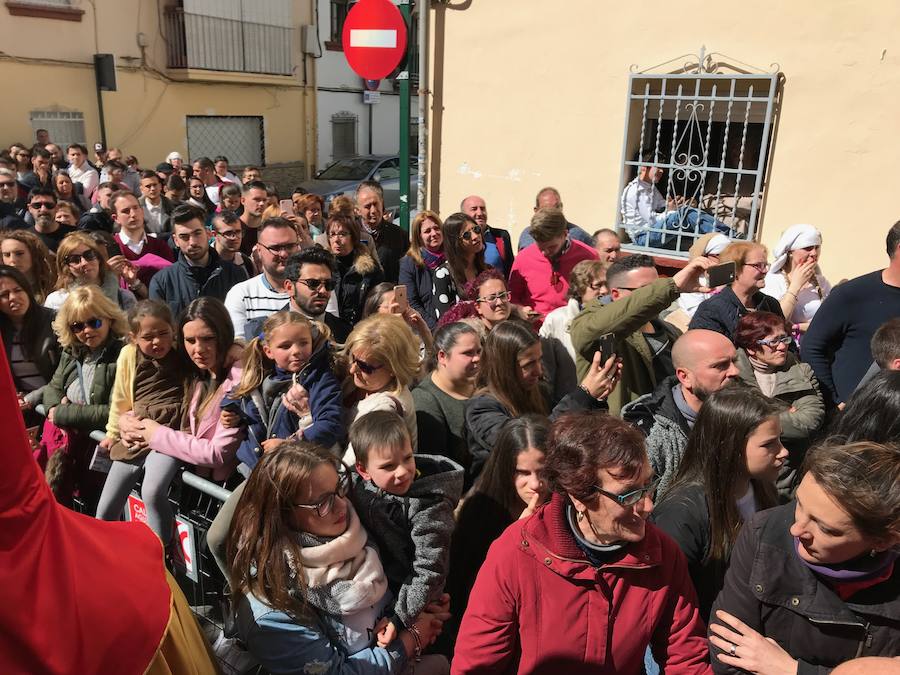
[
  {"left": 44, "top": 232, "right": 137, "bottom": 312},
  {"left": 399, "top": 210, "right": 454, "bottom": 329},
  {"left": 327, "top": 213, "right": 383, "bottom": 326},
  {"left": 0, "top": 265, "right": 60, "bottom": 425},
  {"left": 653, "top": 385, "right": 787, "bottom": 622},
  {"left": 454, "top": 412, "right": 712, "bottom": 674},
  {"left": 733, "top": 311, "right": 825, "bottom": 498},
  {"left": 41, "top": 285, "right": 128, "bottom": 507},
  {"left": 226, "top": 441, "right": 450, "bottom": 674},
  {"left": 0, "top": 230, "right": 57, "bottom": 304},
  {"left": 690, "top": 242, "right": 784, "bottom": 341},
  {"left": 441, "top": 212, "right": 491, "bottom": 291}
]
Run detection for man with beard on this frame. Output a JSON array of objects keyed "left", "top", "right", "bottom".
[
  {"left": 149, "top": 204, "right": 247, "bottom": 317},
  {"left": 26, "top": 187, "right": 72, "bottom": 252},
  {"left": 20, "top": 148, "right": 53, "bottom": 192},
  {"left": 242, "top": 247, "right": 352, "bottom": 343},
  {"left": 0, "top": 168, "right": 27, "bottom": 230},
  {"left": 355, "top": 180, "right": 405, "bottom": 283},
  {"left": 622, "top": 329, "right": 740, "bottom": 498},
  {"left": 224, "top": 217, "right": 299, "bottom": 337}
]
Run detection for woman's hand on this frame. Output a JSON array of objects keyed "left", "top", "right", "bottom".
[
  {"left": 261, "top": 438, "right": 286, "bottom": 453},
  {"left": 285, "top": 214, "right": 314, "bottom": 248},
  {"left": 220, "top": 409, "right": 241, "bottom": 428},
  {"left": 709, "top": 610, "right": 798, "bottom": 675},
  {"left": 579, "top": 351, "right": 622, "bottom": 400},
  {"left": 519, "top": 491, "right": 542, "bottom": 520},
  {"left": 47, "top": 406, "right": 57, "bottom": 424},
  {"left": 137, "top": 418, "right": 161, "bottom": 444},
  {"left": 787, "top": 259, "right": 817, "bottom": 294}
]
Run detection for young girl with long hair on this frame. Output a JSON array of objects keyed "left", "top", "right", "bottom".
[
  {"left": 0, "top": 230, "right": 56, "bottom": 304},
  {"left": 653, "top": 384, "right": 788, "bottom": 620},
  {"left": 225, "top": 310, "right": 342, "bottom": 471},
  {"left": 95, "top": 300, "right": 187, "bottom": 548}
]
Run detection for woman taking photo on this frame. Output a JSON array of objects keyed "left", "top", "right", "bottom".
[
  {"left": 399, "top": 210, "right": 455, "bottom": 329},
  {"left": 454, "top": 412, "right": 712, "bottom": 674},
  {"left": 465, "top": 319, "right": 618, "bottom": 480},
  {"left": 733, "top": 311, "right": 825, "bottom": 496},
  {"left": 115, "top": 297, "right": 244, "bottom": 483},
  {"left": 653, "top": 385, "right": 787, "bottom": 621},
  {"left": 327, "top": 213, "right": 383, "bottom": 326},
  {"left": 227, "top": 441, "right": 450, "bottom": 673},
  {"left": 690, "top": 242, "right": 784, "bottom": 341},
  {"left": 762, "top": 224, "right": 832, "bottom": 332},
  {"left": 362, "top": 282, "right": 434, "bottom": 358},
  {"left": 412, "top": 322, "right": 481, "bottom": 476},
  {"left": 708, "top": 441, "right": 900, "bottom": 673},
  {"left": 441, "top": 212, "right": 490, "bottom": 290},
  {"left": 44, "top": 232, "right": 136, "bottom": 311},
  {"left": 0, "top": 230, "right": 56, "bottom": 304},
  {"left": 42, "top": 285, "right": 127, "bottom": 507},
  {"left": 442, "top": 415, "right": 549, "bottom": 654},
  {"left": 0, "top": 265, "right": 60, "bottom": 420}
]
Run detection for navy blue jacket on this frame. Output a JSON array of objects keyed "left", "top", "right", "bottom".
[
  {"left": 224, "top": 338, "right": 343, "bottom": 469},
  {"left": 398, "top": 256, "right": 438, "bottom": 330},
  {"left": 149, "top": 247, "right": 247, "bottom": 319},
  {"left": 689, "top": 285, "right": 784, "bottom": 341}
]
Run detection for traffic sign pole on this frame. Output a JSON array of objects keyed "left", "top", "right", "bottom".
[{"left": 398, "top": 0, "right": 411, "bottom": 234}]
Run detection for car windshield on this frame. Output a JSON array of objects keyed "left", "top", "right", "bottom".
[{"left": 318, "top": 158, "right": 379, "bottom": 181}]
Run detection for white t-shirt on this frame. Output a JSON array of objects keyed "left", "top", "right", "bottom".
[{"left": 761, "top": 272, "right": 832, "bottom": 324}]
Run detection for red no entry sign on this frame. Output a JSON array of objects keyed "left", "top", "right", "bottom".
[{"left": 342, "top": 0, "right": 408, "bottom": 80}]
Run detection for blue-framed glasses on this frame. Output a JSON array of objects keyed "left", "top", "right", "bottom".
[{"left": 594, "top": 476, "right": 660, "bottom": 506}]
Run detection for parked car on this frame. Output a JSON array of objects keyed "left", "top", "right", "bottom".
[{"left": 298, "top": 155, "right": 417, "bottom": 217}]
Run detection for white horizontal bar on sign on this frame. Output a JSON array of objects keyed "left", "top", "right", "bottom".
[{"left": 350, "top": 29, "right": 397, "bottom": 48}]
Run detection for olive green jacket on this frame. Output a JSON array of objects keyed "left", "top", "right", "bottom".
[{"left": 570, "top": 278, "right": 680, "bottom": 415}]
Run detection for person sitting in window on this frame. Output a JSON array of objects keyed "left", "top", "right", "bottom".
[{"left": 621, "top": 152, "right": 734, "bottom": 251}]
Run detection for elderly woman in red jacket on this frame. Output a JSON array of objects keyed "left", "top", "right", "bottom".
[{"left": 452, "top": 411, "right": 712, "bottom": 675}]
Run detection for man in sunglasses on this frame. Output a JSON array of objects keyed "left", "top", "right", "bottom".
[
  {"left": 148, "top": 204, "right": 247, "bottom": 318},
  {"left": 225, "top": 216, "right": 299, "bottom": 337},
  {"left": 0, "top": 168, "right": 27, "bottom": 231},
  {"left": 26, "top": 187, "right": 72, "bottom": 253},
  {"left": 242, "top": 247, "right": 352, "bottom": 343}
]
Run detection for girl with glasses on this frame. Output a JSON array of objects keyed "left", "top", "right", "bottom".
[
  {"left": 690, "top": 242, "right": 785, "bottom": 341},
  {"left": 653, "top": 385, "right": 787, "bottom": 621},
  {"left": 45, "top": 232, "right": 136, "bottom": 312},
  {"left": 41, "top": 285, "right": 128, "bottom": 508},
  {"left": 0, "top": 230, "right": 57, "bottom": 304},
  {"left": 454, "top": 412, "right": 712, "bottom": 673},
  {"left": 733, "top": 311, "right": 825, "bottom": 498},
  {"left": 225, "top": 441, "right": 450, "bottom": 674}
]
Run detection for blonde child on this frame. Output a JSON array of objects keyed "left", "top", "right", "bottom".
[{"left": 95, "top": 300, "right": 187, "bottom": 547}]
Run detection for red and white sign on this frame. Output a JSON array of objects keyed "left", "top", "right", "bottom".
[
  {"left": 342, "top": 0, "right": 408, "bottom": 80},
  {"left": 126, "top": 493, "right": 199, "bottom": 581}
]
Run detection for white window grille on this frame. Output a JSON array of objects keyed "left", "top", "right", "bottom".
[
  {"left": 331, "top": 112, "right": 358, "bottom": 160},
  {"left": 15, "top": 0, "right": 73, "bottom": 5},
  {"left": 186, "top": 115, "right": 264, "bottom": 166},
  {"left": 616, "top": 49, "right": 782, "bottom": 255},
  {"left": 29, "top": 110, "right": 85, "bottom": 148}
]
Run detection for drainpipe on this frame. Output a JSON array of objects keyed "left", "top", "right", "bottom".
[{"left": 416, "top": 0, "right": 428, "bottom": 211}]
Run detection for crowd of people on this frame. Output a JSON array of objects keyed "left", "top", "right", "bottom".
[{"left": 2, "top": 131, "right": 899, "bottom": 675}]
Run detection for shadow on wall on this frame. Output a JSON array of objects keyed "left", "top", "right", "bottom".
[{"left": 430, "top": 0, "right": 473, "bottom": 215}]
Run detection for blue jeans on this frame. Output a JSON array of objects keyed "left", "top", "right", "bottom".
[{"left": 631, "top": 206, "right": 734, "bottom": 250}]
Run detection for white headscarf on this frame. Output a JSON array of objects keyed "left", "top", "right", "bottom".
[
  {"left": 705, "top": 234, "right": 731, "bottom": 256},
  {"left": 770, "top": 224, "right": 822, "bottom": 275}
]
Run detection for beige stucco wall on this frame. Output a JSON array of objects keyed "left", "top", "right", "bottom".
[
  {"left": 0, "top": 0, "right": 314, "bottom": 169},
  {"left": 427, "top": 1, "right": 900, "bottom": 280}
]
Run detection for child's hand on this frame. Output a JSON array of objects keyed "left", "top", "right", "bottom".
[
  {"left": 376, "top": 621, "right": 398, "bottom": 648},
  {"left": 99, "top": 436, "right": 114, "bottom": 449},
  {"left": 282, "top": 383, "right": 310, "bottom": 417},
  {"left": 261, "top": 438, "right": 286, "bottom": 453},
  {"left": 220, "top": 409, "right": 241, "bottom": 428}
]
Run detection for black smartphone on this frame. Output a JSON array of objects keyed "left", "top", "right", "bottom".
[
  {"left": 588, "top": 332, "right": 616, "bottom": 362},
  {"left": 706, "top": 261, "right": 736, "bottom": 287}
]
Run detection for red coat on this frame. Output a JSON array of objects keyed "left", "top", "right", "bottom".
[
  {"left": 452, "top": 492, "right": 712, "bottom": 675},
  {"left": 508, "top": 239, "right": 598, "bottom": 319}
]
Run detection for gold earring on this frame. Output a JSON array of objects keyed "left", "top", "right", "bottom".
[{"left": 576, "top": 511, "right": 585, "bottom": 522}]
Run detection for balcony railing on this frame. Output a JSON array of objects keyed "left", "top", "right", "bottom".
[{"left": 164, "top": 6, "right": 293, "bottom": 76}]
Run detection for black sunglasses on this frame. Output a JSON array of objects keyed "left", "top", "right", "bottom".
[
  {"left": 351, "top": 354, "right": 384, "bottom": 375},
  {"left": 64, "top": 249, "right": 98, "bottom": 266},
  {"left": 70, "top": 317, "right": 103, "bottom": 333},
  {"left": 296, "top": 278, "right": 335, "bottom": 292},
  {"left": 30, "top": 201, "right": 56, "bottom": 210},
  {"left": 460, "top": 225, "right": 483, "bottom": 241}
]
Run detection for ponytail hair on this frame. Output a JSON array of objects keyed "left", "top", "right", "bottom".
[{"left": 231, "top": 311, "right": 313, "bottom": 397}]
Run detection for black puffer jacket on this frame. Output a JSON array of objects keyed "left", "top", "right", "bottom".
[
  {"left": 334, "top": 248, "right": 382, "bottom": 325},
  {"left": 710, "top": 503, "right": 900, "bottom": 674},
  {"left": 689, "top": 285, "right": 784, "bottom": 341}
]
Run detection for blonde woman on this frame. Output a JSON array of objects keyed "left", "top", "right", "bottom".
[
  {"left": 42, "top": 285, "right": 128, "bottom": 506},
  {"left": 0, "top": 229, "right": 57, "bottom": 304},
  {"left": 45, "top": 231, "right": 136, "bottom": 311}
]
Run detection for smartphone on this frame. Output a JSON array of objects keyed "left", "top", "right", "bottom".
[
  {"left": 706, "top": 261, "right": 736, "bottom": 288},
  {"left": 279, "top": 199, "right": 295, "bottom": 216},
  {"left": 393, "top": 285, "right": 409, "bottom": 313},
  {"left": 588, "top": 332, "right": 617, "bottom": 362}
]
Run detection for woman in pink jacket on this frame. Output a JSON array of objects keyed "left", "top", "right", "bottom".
[
  {"left": 452, "top": 412, "right": 712, "bottom": 675},
  {"left": 117, "top": 297, "right": 243, "bottom": 482}
]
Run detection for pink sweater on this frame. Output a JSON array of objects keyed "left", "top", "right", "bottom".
[
  {"left": 508, "top": 239, "right": 598, "bottom": 318},
  {"left": 149, "top": 363, "right": 244, "bottom": 480}
]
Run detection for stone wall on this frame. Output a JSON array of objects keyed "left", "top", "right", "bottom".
[{"left": 261, "top": 161, "right": 307, "bottom": 198}]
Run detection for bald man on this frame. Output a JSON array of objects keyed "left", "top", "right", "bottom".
[
  {"left": 460, "top": 195, "right": 514, "bottom": 276},
  {"left": 832, "top": 658, "right": 900, "bottom": 675},
  {"left": 622, "top": 329, "right": 740, "bottom": 498}
]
